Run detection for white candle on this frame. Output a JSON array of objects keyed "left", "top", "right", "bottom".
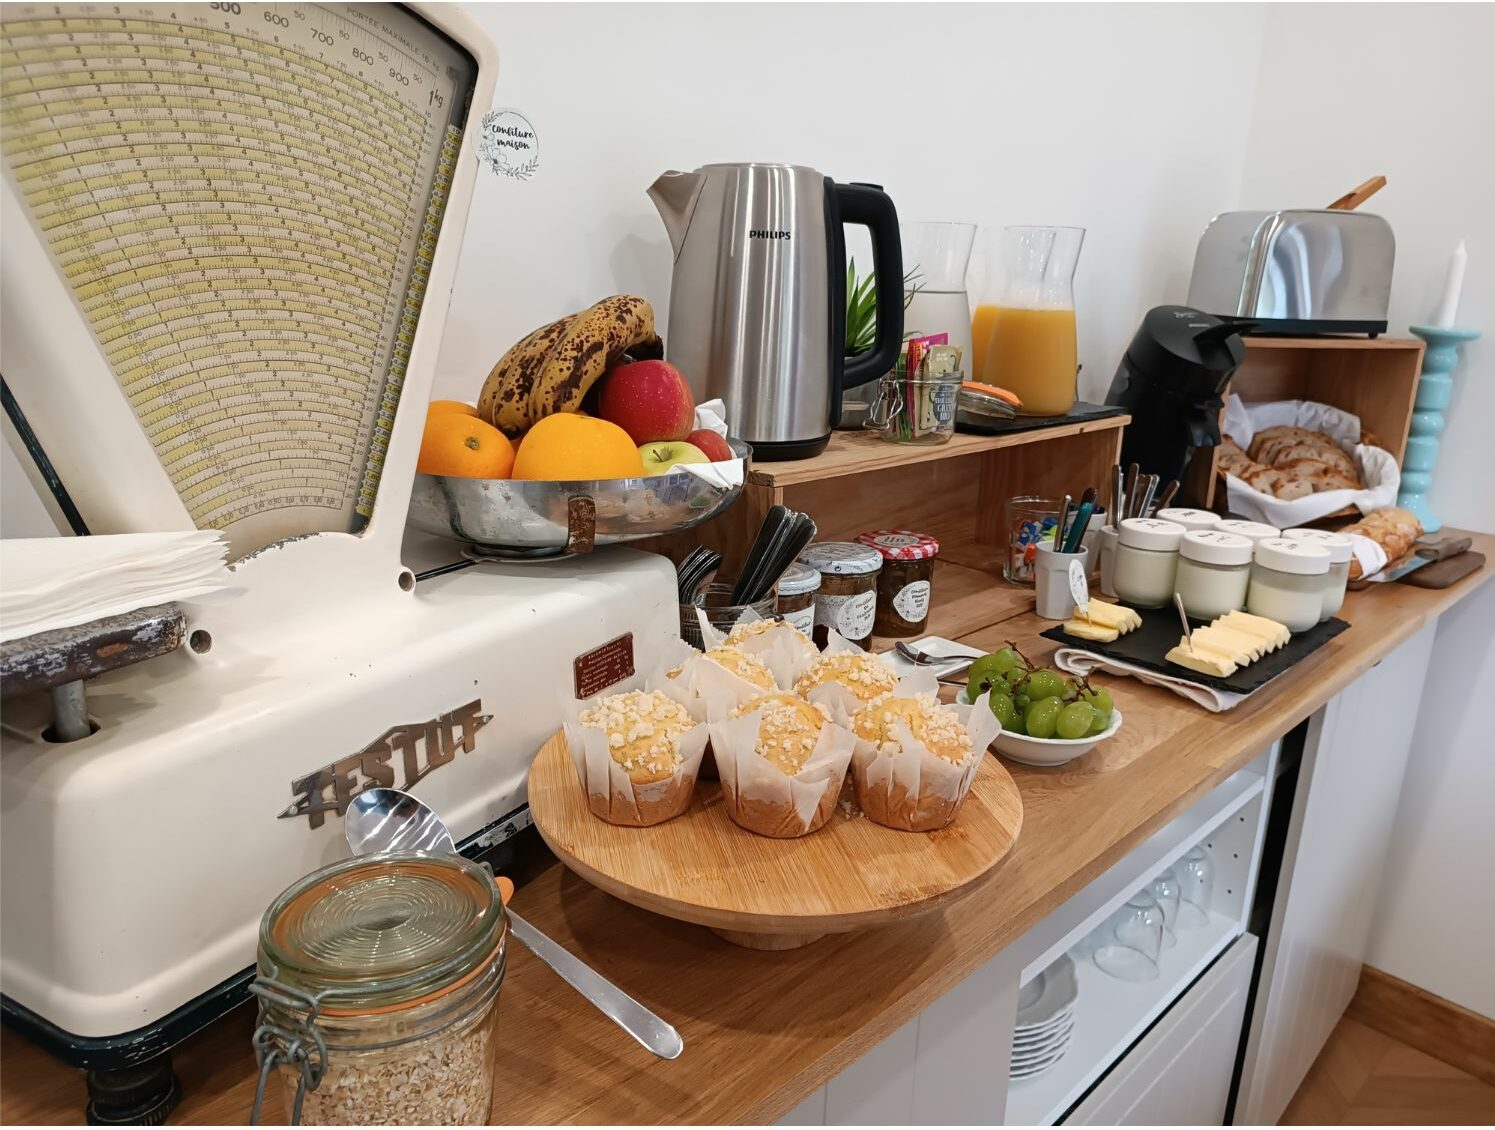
[{"left": 1431, "top": 241, "right": 1467, "bottom": 327}]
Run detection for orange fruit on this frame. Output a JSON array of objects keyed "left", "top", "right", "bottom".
[
  {"left": 512, "top": 413, "right": 645, "bottom": 481},
  {"left": 427, "top": 399, "right": 478, "bottom": 418},
  {"left": 418, "top": 414, "right": 514, "bottom": 478}
]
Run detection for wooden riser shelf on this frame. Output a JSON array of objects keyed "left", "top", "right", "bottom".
[{"left": 643, "top": 417, "right": 1128, "bottom": 591}]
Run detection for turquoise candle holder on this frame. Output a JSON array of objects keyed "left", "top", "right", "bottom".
[{"left": 1399, "top": 324, "right": 1480, "bottom": 534}]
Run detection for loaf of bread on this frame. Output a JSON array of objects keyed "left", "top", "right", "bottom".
[
  {"left": 1341, "top": 506, "right": 1422, "bottom": 580},
  {"left": 1218, "top": 425, "right": 1365, "bottom": 500}
]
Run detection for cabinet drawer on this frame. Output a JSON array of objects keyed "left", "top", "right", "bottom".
[{"left": 1064, "top": 933, "right": 1258, "bottom": 1125}]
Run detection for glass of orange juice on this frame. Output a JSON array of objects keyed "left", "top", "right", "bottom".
[{"left": 970, "top": 226, "right": 1085, "bottom": 416}]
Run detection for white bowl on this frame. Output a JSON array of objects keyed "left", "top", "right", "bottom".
[{"left": 957, "top": 690, "right": 1123, "bottom": 767}]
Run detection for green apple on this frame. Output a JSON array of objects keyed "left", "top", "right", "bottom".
[{"left": 638, "top": 439, "right": 710, "bottom": 476}]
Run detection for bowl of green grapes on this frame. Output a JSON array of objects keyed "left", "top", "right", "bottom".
[{"left": 955, "top": 642, "right": 1122, "bottom": 767}]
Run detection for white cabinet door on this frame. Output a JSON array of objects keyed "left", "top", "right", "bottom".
[
  {"left": 824, "top": 1017, "right": 919, "bottom": 1125},
  {"left": 1235, "top": 620, "right": 1438, "bottom": 1125},
  {"left": 1064, "top": 933, "right": 1258, "bottom": 1125}
]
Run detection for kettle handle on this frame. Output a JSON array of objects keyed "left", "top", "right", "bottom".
[{"left": 833, "top": 182, "right": 904, "bottom": 397}]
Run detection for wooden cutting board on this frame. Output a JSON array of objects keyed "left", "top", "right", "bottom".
[{"left": 527, "top": 730, "right": 1024, "bottom": 949}]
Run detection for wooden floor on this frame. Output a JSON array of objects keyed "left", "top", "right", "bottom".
[{"left": 1280, "top": 1016, "right": 1495, "bottom": 1125}]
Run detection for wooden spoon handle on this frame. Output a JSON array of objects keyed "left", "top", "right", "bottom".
[{"left": 1327, "top": 175, "right": 1386, "bottom": 211}]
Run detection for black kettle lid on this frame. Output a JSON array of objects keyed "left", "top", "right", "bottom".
[{"left": 1126, "top": 305, "right": 1247, "bottom": 385}]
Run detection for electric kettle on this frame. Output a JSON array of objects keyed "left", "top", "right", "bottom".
[{"left": 649, "top": 163, "right": 904, "bottom": 459}]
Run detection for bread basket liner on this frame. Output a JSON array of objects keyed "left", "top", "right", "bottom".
[
  {"left": 798, "top": 630, "right": 902, "bottom": 727},
  {"left": 1221, "top": 396, "right": 1399, "bottom": 527},
  {"left": 562, "top": 646, "right": 709, "bottom": 826},
  {"left": 850, "top": 673, "right": 1001, "bottom": 832},
  {"left": 699, "top": 610, "right": 820, "bottom": 690},
  {"left": 707, "top": 706, "right": 858, "bottom": 838}
]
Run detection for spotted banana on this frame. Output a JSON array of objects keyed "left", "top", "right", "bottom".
[{"left": 479, "top": 313, "right": 578, "bottom": 436}]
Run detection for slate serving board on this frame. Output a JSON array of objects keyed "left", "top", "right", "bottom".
[
  {"left": 956, "top": 401, "right": 1127, "bottom": 436},
  {"left": 1040, "top": 605, "right": 1349, "bottom": 695}
]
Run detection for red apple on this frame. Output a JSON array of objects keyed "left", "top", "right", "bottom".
[
  {"left": 596, "top": 360, "right": 695, "bottom": 444},
  {"left": 686, "top": 428, "right": 734, "bottom": 462}
]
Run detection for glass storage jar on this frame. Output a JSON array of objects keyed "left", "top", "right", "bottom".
[
  {"left": 855, "top": 529, "right": 940, "bottom": 638},
  {"left": 1155, "top": 507, "right": 1221, "bottom": 534},
  {"left": 1247, "top": 538, "right": 1331, "bottom": 633},
  {"left": 774, "top": 563, "right": 821, "bottom": 636},
  {"left": 1112, "top": 518, "right": 1186, "bottom": 609},
  {"left": 1174, "top": 530, "right": 1253, "bottom": 619},
  {"left": 796, "top": 541, "right": 882, "bottom": 648},
  {"left": 1283, "top": 528, "right": 1353, "bottom": 621},
  {"left": 252, "top": 853, "right": 508, "bottom": 1126}
]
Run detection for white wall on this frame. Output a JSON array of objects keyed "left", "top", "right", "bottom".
[
  {"left": 1238, "top": 2, "right": 1495, "bottom": 1019},
  {"left": 432, "top": 2, "right": 1269, "bottom": 405}
]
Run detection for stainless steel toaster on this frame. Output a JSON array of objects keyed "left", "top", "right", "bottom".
[{"left": 1186, "top": 209, "right": 1394, "bottom": 335}]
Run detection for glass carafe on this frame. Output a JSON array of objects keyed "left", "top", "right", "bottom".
[
  {"left": 900, "top": 221, "right": 975, "bottom": 370},
  {"left": 972, "top": 226, "right": 1084, "bottom": 416}
]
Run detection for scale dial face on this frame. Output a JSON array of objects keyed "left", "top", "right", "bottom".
[{"left": 1, "top": 2, "right": 476, "bottom": 551}]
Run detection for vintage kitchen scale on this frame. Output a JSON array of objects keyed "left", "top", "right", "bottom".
[{"left": 0, "top": 2, "right": 683, "bottom": 1119}]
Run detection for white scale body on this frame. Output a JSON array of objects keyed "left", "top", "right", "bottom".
[{"left": 0, "top": 1, "right": 676, "bottom": 1044}]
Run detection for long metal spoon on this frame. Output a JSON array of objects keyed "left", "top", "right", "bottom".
[{"left": 345, "top": 788, "right": 684, "bottom": 1060}]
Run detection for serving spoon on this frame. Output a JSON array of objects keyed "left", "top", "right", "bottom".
[{"left": 345, "top": 788, "right": 683, "bottom": 1060}]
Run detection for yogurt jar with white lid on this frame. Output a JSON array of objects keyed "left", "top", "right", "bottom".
[
  {"left": 1175, "top": 530, "right": 1253, "bottom": 619},
  {"left": 1247, "top": 537, "right": 1331, "bottom": 632},
  {"left": 1113, "top": 518, "right": 1186, "bottom": 609},
  {"left": 1283, "top": 528, "right": 1353, "bottom": 621},
  {"left": 1155, "top": 507, "right": 1220, "bottom": 533},
  {"left": 1216, "top": 518, "right": 1280, "bottom": 544}
]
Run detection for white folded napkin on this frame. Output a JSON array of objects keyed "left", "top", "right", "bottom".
[
  {"left": 1052, "top": 647, "right": 1245, "bottom": 713},
  {"left": 1, "top": 531, "right": 232, "bottom": 643}
]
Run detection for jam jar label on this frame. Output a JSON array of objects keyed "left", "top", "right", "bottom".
[
  {"left": 816, "top": 591, "right": 877, "bottom": 640},
  {"left": 783, "top": 605, "right": 815, "bottom": 635},
  {"left": 892, "top": 580, "right": 931, "bottom": 623}
]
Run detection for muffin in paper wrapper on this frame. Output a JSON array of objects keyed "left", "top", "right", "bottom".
[
  {"left": 655, "top": 637, "right": 775, "bottom": 723},
  {"left": 798, "top": 630, "right": 901, "bottom": 727},
  {"left": 850, "top": 674, "right": 1001, "bottom": 832},
  {"left": 699, "top": 610, "right": 820, "bottom": 690},
  {"left": 708, "top": 707, "right": 858, "bottom": 838},
  {"left": 562, "top": 674, "right": 709, "bottom": 828}
]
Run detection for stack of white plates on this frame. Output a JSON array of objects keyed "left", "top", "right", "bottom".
[{"left": 1011, "top": 954, "right": 1078, "bottom": 1081}]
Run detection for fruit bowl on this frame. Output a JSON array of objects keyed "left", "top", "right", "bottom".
[
  {"left": 956, "top": 690, "right": 1124, "bottom": 768},
  {"left": 407, "top": 438, "right": 750, "bottom": 558}
]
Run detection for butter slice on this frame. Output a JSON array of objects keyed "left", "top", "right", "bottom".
[
  {"left": 1063, "top": 617, "right": 1119, "bottom": 643},
  {"left": 1219, "top": 610, "right": 1289, "bottom": 650},
  {"left": 1167, "top": 640, "right": 1237, "bottom": 677}
]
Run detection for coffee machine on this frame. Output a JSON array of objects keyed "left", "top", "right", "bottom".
[
  {"left": 649, "top": 163, "right": 904, "bottom": 459},
  {"left": 1105, "top": 305, "right": 1248, "bottom": 488}
]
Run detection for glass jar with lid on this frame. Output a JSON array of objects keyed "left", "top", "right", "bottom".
[
  {"left": 1215, "top": 518, "right": 1279, "bottom": 545},
  {"left": 796, "top": 541, "right": 882, "bottom": 648},
  {"left": 1283, "top": 528, "right": 1353, "bottom": 621},
  {"left": 1175, "top": 530, "right": 1253, "bottom": 619},
  {"left": 1246, "top": 538, "right": 1331, "bottom": 633},
  {"left": 1155, "top": 507, "right": 1220, "bottom": 534},
  {"left": 252, "top": 853, "right": 508, "bottom": 1126},
  {"left": 855, "top": 529, "right": 941, "bottom": 638},
  {"left": 774, "top": 562, "right": 821, "bottom": 636},
  {"left": 1112, "top": 518, "right": 1186, "bottom": 608}
]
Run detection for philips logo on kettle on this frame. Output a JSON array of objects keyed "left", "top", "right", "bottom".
[{"left": 749, "top": 229, "right": 791, "bottom": 240}]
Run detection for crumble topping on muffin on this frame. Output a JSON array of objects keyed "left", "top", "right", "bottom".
[
  {"left": 852, "top": 693, "right": 974, "bottom": 763},
  {"left": 729, "top": 692, "right": 832, "bottom": 775},
  {"left": 793, "top": 651, "right": 898, "bottom": 703},
  {"left": 579, "top": 690, "right": 696, "bottom": 783}
]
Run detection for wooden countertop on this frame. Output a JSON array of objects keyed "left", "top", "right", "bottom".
[{"left": 3, "top": 536, "right": 1491, "bottom": 1125}]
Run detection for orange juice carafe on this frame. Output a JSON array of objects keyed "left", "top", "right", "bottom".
[{"left": 971, "top": 226, "right": 1085, "bottom": 416}]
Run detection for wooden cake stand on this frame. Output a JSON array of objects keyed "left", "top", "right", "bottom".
[{"left": 527, "top": 731, "right": 1024, "bottom": 949}]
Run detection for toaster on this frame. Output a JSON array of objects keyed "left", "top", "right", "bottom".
[{"left": 1186, "top": 209, "right": 1394, "bottom": 335}]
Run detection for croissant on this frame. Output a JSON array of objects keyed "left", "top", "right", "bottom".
[{"left": 1341, "top": 507, "right": 1422, "bottom": 580}]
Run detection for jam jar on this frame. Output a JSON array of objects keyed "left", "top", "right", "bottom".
[
  {"left": 796, "top": 541, "right": 882, "bottom": 648},
  {"left": 774, "top": 562, "right": 822, "bottom": 636},
  {"left": 855, "top": 529, "right": 940, "bottom": 638}
]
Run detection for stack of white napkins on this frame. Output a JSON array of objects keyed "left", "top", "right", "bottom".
[{"left": 1, "top": 531, "right": 232, "bottom": 644}]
